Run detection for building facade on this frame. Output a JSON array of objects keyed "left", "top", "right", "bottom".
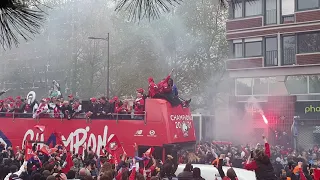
[{"left": 226, "top": 0, "right": 320, "bottom": 148}]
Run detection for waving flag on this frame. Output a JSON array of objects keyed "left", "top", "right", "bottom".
[
  {"left": 53, "top": 131, "right": 64, "bottom": 146},
  {"left": 40, "top": 145, "right": 57, "bottom": 156},
  {"left": 145, "top": 147, "right": 154, "bottom": 157},
  {"left": 61, "top": 152, "right": 74, "bottom": 173},
  {"left": 34, "top": 125, "right": 45, "bottom": 134},
  {"left": 24, "top": 141, "right": 34, "bottom": 161},
  {"left": 106, "top": 134, "right": 124, "bottom": 165}
]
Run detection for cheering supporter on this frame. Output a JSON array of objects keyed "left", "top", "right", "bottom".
[
  {"left": 112, "top": 96, "right": 123, "bottom": 114},
  {"left": 68, "top": 94, "right": 74, "bottom": 105},
  {"left": 244, "top": 136, "right": 277, "bottom": 180},
  {"left": 120, "top": 100, "right": 131, "bottom": 119},
  {"left": 97, "top": 96, "right": 112, "bottom": 119},
  {"left": 59, "top": 101, "right": 73, "bottom": 120},
  {"left": 150, "top": 69, "right": 190, "bottom": 108},
  {"left": 87, "top": 97, "right": 99, "bottom": 119},
  {"left": 134, "top": 89, "right": 145, "bottom": 120},
  {"left": 33, "top": 99, "right": 49, "bottom": 119},
  {"left": 71, "top": 99, "right": 82, "bottom": 117},
  {"left": 12, "top": 96, "right": 26, "bottom": 116},
  {"left": 0, "top": 100, "right": 7, "bottom": 117},
  {"left": 148, "top": 77, "right": 158, "bottom": 98},
  {"left": 168, "top": 78, "right": 178, "bottom": 97}
]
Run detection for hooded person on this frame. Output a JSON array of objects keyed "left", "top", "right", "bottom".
[
  {"left": 177, "top": 163, "right": 193, "bottom": 180},
  {"left": 244, "top": 135, "right": 277, "bottom": 180}
]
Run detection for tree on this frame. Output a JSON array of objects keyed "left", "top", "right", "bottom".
[
  {"left": 115, "top": 0, "right": 255, "bottom": 21},
  {"left": 0, "top": 0, "right": 45, "bottom": 49},
  {"left": 0, "top": 0, "right": 257, "bottom": 49}
]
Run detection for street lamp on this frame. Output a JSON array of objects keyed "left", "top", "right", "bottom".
[{"left": 88, "top": 33, "right": 110, "bottom": 99}]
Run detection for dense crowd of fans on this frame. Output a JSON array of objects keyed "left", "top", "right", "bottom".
[
  {"left": 177, "top": 136, "right": 320, "bottom": 180},
  {"left": 2, "top": 132, "right": 320, "bottom": 180},
  {"left": 3, "top": 135, "right": 320, "bottom": 180}
]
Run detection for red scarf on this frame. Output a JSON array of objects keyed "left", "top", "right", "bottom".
[
  {"left": 54, "top": 105, "right": 61, "bottom": 118},
  {"left": 36, "top": 103, "right": 47, "bottom": 114}
]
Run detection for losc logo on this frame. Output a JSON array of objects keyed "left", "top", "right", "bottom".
[
  {"left": 181, "top": 122, "right": 189, "bottom": 137},
  {"left": 148, "top": 130, "right": 156, "bottom": 137}
]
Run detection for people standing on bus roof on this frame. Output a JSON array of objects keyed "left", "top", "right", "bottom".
[
  {"left": 168, "top": 78, "right": 178, "bottom": 97},
  {"left": 134, "top": 90, "right": 145, "bottom": 120},
  {"left": 148, "top": 77, "right": 158, "bottom": 98},
  {"left": 87, "top": 98, "right": 99, "bottom": 119},
  {"left": 98, "top": 96, "right": 111, "bottom": 119}
]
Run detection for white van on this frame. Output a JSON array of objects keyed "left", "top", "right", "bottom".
[{"left": 175, "top": 164, "right": 256, "bottom": 180}]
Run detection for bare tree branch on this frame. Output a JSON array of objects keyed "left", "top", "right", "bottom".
[{"left": 115, "top": 0, "right": 256, "bottom": 21}]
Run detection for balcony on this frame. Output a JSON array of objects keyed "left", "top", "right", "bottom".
[
  {"left": 282, "top": 49, "right": 296, "bottom": 65},
  {"left": 282, "top": 14, "right": 295, "bottom": 24},
  {"left": 265, "top": 50, "right": 278, "bottom": 66}
]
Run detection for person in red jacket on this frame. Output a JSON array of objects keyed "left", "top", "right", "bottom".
[
  {"left": 244, "top": 135, "right": 277, "bottom": 180},
  {"left": 157, "top": 69, "right": 190, "bottom": 107},
  {"left": 134, "top": 90, "right": 145, "bottom": 120},
  {"left": 148, "top": 77, "right": 158, "bottom": 98}
]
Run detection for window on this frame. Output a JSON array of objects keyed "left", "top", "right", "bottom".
[
  {"left": 265, "top": 37, "right": 278, "bottom": 66},
  {"left": 234, "top": 43, "right": 243, "bottom": 58},
  {"left": 265, "top": 0, "right": 277, "bottom": 24},
  {"left": 234, "top": 2, "right": 243, "bottom": 18},
  {"left": 285, "top": 76, "right": 308, "bottom": 94},
  {"left": 268, "top": 77, "right": 278, "bottom": 94},
  {"left": 253, "top": 78, "right": 269, "bottom": 95},
  {"left": 236, "top": 78, "right": 253, "bottom": 95},
  {"left": 309, "top": 75, "right": 320, "bottom": 93},
  {"left": 298, "top": 32, "right": 320, "bottom": 54},
  {"left": 297, "top": 0, "right": 319, "bottom": 10},
  {"left": 282, "top": 36, "right": 296, "bottom": 65},
  {"left": 245, "top": 38, "right": 262, "bottom": 57},
  {"left": 245, "top": 0, "right": 262, "bottom": 16},
  {"left": 230, "top": 0, "right": 262, "bottom": 19},
  {"left": 232, "top": 38, "right": 262, "bottom": 58}
]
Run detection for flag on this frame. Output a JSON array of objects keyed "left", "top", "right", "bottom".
[
  {"left": 143, "top": 147, "right": 154, "bottom": 167},
  {"left": 24, "top": 141, "right": 34, "bottom": 161},
  {"left": 61, "top": 152, "right": 73, "bottom": 173},
  {"left": 53, "top": 131, "right": 64, "bottom": 146},
  {"left": 34, "top": 125, "right": 45, "bottom": 134},
  {"left": 133, "top": 147, "right": 154, "bottom": 167},
  {"left": 40, "top": 145, "right": 57, "bottom": 156},
  {"left": 105, "top": 134, "right": 124, "bottom": 165},
  {"left": 144, "top": 147, "right": 154, "bottom": 157}
]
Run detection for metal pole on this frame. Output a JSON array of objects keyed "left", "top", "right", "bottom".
[{"left": 107, "top": 33, "right": 110, "bottom": 99}]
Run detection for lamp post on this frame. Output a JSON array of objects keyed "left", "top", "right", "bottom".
[{"left": 88, "top": 33, "right": 110, "bottom": 99}]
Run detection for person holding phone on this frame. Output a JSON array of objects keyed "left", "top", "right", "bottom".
[{"left": 244, "top": 135, "right": 277, "bottom": 180}]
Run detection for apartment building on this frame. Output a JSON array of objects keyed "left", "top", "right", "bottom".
[{"left": 226, "top": 0, "right": 320, "bottom": 147}]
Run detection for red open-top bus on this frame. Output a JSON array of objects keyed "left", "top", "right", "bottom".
[{"left": 0, "top": 99, "right": 196, "bottom": 160}]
